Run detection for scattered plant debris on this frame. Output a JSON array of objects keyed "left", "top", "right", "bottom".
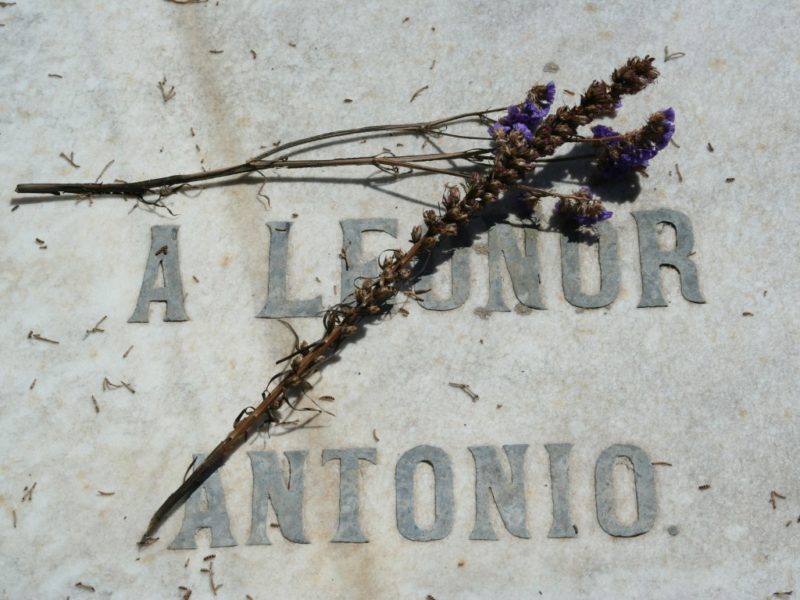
[
  {"left": 74, "top": 582, "right": 95, "bottom": 592},
  {"left": 84, "top": 315, "right": 107, "bottom": 339},
  {"left": 410, "top": 85, "right": 429, "bottom": 103},
  {"left": 664, "top": 46, "right": 686, "bottom": 62},
  {"left": 59, "top": 151, "right": 80, "bottom": 168},
  {"left": 449, "top": 382, "right": 479, "bottom": 402},
  {"left": 21, "top": 482, "right": 37, "bottom": 502},
  {"left": 158, "top": 77, "right": 176, "bottom": 102},
  {"left": 769, "top": 490, "right": 786, "bottom": 510},
  {"left": 28, "top": 331, "right": 59, "bottom": 344}
]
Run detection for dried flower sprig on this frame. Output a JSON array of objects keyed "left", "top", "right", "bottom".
[
  {"left": 554, "top": 187, "right": 613, "bottom": 226},
  {"left": 121, "top": 56, "right": 665, "bottom": 544},
  {"left": 489, "top": 81, "right": 556, "bottom": 140},
  {"left": 11, "top": 56, "right": 668, "bottom": 543},
  {"left": 592, "top": 107, "right": 675, "bottom": 179}
]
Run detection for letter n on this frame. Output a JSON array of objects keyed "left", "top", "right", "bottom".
[{"left": 247, "top": 451, "right": 309, "bottom": 544}]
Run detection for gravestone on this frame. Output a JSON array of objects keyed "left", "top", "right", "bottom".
[{"left": 2, "top": 2, "right": 798, "bottom": 598}]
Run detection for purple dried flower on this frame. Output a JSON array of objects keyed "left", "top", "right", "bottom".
[
  {"left": 489, "top": 81, "right": 556, "bottom": 141},
  {"left": 554, "top": 187, "right": 613, "bottom": 227},
  {"left": 574, "top": 210, "right": 613, "bottom": 226},
  {"left": 591, "top": 108, "right": 675, "bottom": 179},
  {"left": 512, "top": 122, "right": 533, "bottom": 141}
]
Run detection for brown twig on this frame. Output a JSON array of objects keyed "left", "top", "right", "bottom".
[
  {"left": 27, "top": 330, "right": 59, "bottom": 344},
  {"left": 664, "top": 46, "right": 686, "bottom": 62},
  {"left": 59, "top": 152, "right": 80, "bottom": 168},
  {"left": 770, "top": 490, "right": 786, "bottom": 510},
  {"left": 410, "top": 85, "right": 429, "bottom": 103},
  {"left": 17, "top": 108, "right": 516, "bottom": 197},
  {"left": 201, "top": 556, "right": 222, "bottom": 596},
  {"left": 75, "top": 582, "right": 95, "bottom": 592},
  {"left": 449, "top": 382, "right": 480, "bottom": 402},
  {"left": 83, "top": 315, "right": 107, "bottom": 340},
  {"left": 16, "top": 149, "right": 492, "bottom": 198},
  {"left": 21, "top": 482, "right": 37, "bottom": 502},
  {"left": 157, "top": 77, "right": 176, "bottom": 102},
  {"left": 95, "top": 160, "right": 115, "bottom": 183}
]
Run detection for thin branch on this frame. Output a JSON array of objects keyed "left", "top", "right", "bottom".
[
  {"left": 249, "top": 106, "right": 506, "bottom": 162},
  {"left": 16, "top": 150, "right": 490, "bottom": 197}
]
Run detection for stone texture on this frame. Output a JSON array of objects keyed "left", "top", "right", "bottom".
[{"left": 1, "top": 1, "right": 799, "bottom": 598}]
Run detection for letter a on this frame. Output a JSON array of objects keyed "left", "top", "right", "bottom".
[{"left": 129, "top": 225, "right": 188, "bottom": 322}]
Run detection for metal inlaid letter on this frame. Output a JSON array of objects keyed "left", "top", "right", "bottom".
[
  {"left": 417, "top": 239, "right": 471, "bottom": 311},
  {"left": 545, "top": 443, "right": 576, "bottom": 538},
  {"left": 257, "top": 221, "right": 323, "bottom": 318},
  {"left": 485, "top": 224, "right": 545, "bottom": 312},
  {"left": 340, "top": 218, "right": 398, "bottom": 303},
  {"left": 129, "top": 225, "right": 189, "bottom": 323},
  {"left": 595, "top": 444, "right": 657, "bottom": 537},
  {"left": 247, "top": 451, "right": 309, "bottom": 545},
  {"left": 322, "top": 447, "right": 377, "bottom": 543},
  {"left": 469, "top": 445, "right": 530, "bottom": 540},
  {"left": 395, "top": 445, "right": 454, "bottom": 541},
  {"left": 633, "top": 209, "right": 705, "bottom": 307},
  {"left": 560, "top": 221, "right": 620, "bottom": 308},
  {"left": 168, "top": 454, "right": 236, "bottom": 549}
]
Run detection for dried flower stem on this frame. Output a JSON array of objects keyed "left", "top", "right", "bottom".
[
  {"left": 137, "top": 56, "right": 660, "bottom": 545},
  {"left": 16, "top": 109, "right": 514, "bottom": 198}
]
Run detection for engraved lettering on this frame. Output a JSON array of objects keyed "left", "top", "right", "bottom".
[
  {"left": 322, "top": 447, "right": 377, "bottom": 543},
  {"left": 545, "top": 443, "right": 577, "bottom": 538},
  {"left": 633, "top": 209, "right": 705, "bottom": 307},
  {"left": 168, "top": 454, "right": 236, "bottom": 549},
  {"left": 561, "top": 221, "right": 620, "bottom": 308},
  {"left": 129, "top": 225, "right": 189, "bottom": 323},
  {"left": 340, "top": 219, "right": 398, "bottom": 303},
  {"left": 485, "top": 224, "right": 545, "bottom": 312},
  {"left": 595, "top": 444, "right": 657, "bottom": 537},
  {"left": 247, "top": 451, "right": 309, "bottom": 545},
  {"left": 469, "top": 445, "right": 530, "bottom": 540},
  {"left": 257, "top": 221, "right": 323, "bottom": 318},
  {"left": 417, "top": 238, "right": 471, "bottom": 311},
  {"left": 395, "top": 445, "right": 454, "bottom": 541}
]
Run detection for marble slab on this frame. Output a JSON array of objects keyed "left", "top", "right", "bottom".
[{"left": 1, "top": 1, "right": 798, "bottom": 598}]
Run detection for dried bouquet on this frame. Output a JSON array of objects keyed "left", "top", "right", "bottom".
[{"left": 15, "top": 56, "right": 675, "bottom": 544}]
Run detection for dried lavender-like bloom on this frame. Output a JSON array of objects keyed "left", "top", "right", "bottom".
[
  {"left": 489, "top": 81, "right": 556, "bottom": 141},
  {"left": 591, "top": 108, "right": 675, "bottom": 179},
  {"left": 554, "top": 188, "right": 613, "bottom": 227}
]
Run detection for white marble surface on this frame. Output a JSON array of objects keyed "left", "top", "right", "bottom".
[{"left": 1, "top": 1, "right": 799, "bottom": 598}]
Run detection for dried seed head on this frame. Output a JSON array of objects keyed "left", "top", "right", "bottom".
[
  {"left": 610, "top": 55, "right": 659, "bottom": 99},
  {"left": 442, "top": 185, "right": 461, "bottom": 209}
]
